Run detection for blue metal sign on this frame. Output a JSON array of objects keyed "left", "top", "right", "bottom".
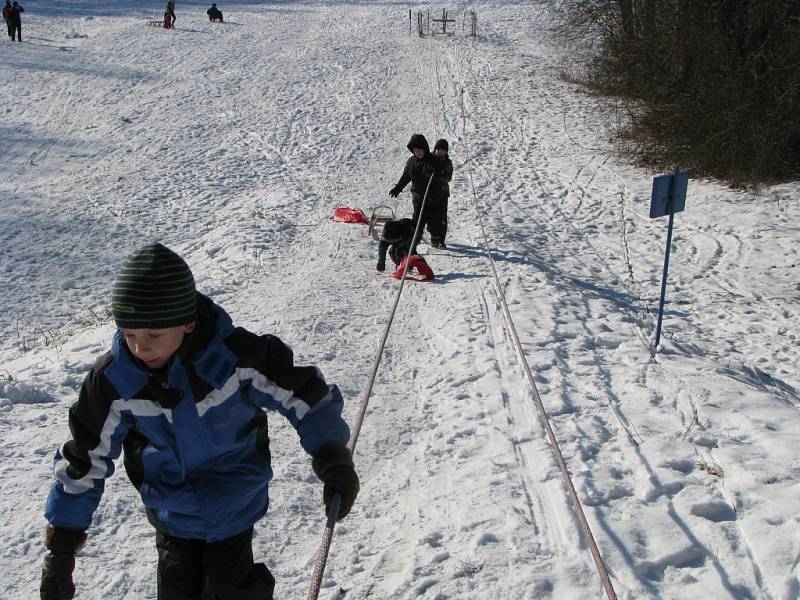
[
  {"left": 649, "top": 170, "right": 688, "bottom": 218},
  {"left": 650, "top": 170, "right": 689, "bottom": 351}
]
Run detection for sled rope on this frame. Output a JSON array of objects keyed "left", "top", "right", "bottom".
[
  {"left": 458, "top": 88, "right": 618, "bottom": 600},
  {"left": 307, "top": 174, "right": 436, "bottom": 600}
]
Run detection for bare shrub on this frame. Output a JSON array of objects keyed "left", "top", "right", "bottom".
[{"left": 553, "top": 0, "right": 800, "bottom": 188}]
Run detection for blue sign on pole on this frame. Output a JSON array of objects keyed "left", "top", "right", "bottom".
[
  {"left": 650, "top": 170, "right": 688, "bottom": 351},
  {"left": 649, "top": 170, "right": 688, "bottom": 218}
]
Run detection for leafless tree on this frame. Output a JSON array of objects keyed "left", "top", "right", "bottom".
[{"left": 553, "top": 0, "right": 800, "bottom": 187}]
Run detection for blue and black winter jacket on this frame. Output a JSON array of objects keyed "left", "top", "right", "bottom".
[{"left": 45, "top": 294, "right": 350, "bottom": 542}]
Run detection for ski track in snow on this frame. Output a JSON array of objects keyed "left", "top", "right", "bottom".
[{"left": 2, "top": 3, "right": 799, "bottom": 599}]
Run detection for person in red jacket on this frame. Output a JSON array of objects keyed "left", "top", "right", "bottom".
[
  {"left": 165, "top": 0, "right": 175, "bottom": 28},
  {"left": 3, "top": 1, "right": 11, "bottom": 39}
]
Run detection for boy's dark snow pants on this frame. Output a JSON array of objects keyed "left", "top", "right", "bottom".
[
  {"left": 412, "top": 196, "right": 448, "bottom": 245},
  {"left": 156, "top": 526, "right": 275, "bottom": 600}
]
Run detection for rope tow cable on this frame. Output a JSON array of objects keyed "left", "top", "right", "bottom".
[
  {"left": 306, "top": 173, "right": 436, "bottom": 600},
  {"left": 458, "top": 87, "right": 618, "bottom": 600}
]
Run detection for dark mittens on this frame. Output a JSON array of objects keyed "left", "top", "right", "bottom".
[
  {"left": 312, "top": 445, "right": 360, "bottom": 521},
  {"left": 323, "top": 465, "right": 359, "bottom": 520}
]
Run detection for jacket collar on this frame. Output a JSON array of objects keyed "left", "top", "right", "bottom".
[
  {"left": 192, "top": 294, "right": 238, "bottom": 390},
  {"left": 105, "top": 294, "right": 239, "bottom": 398}
]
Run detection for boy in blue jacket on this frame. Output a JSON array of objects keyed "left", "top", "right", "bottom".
[{"left": 40, "top": 243, "right": 359, "bottom": 600}]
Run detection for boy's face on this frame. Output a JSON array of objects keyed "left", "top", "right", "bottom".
[
  {"left": 122, "top": 323, "right": 196, "bottom": 369},
  {"left": 434, "top": 148, "right": 448, "bottom": 157},
  {"left": 412, "top": 148, "right": 426, "bottom": 159}
]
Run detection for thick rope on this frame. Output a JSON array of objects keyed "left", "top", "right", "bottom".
[
  {"left": 307, "top": 173, "right": 436, "bottom": 600},
  {"left": 458, "top": 87, "right": 618, "bottom": 599}
]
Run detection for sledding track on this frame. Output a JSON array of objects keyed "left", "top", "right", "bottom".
[
  {"left": 436, "top": 16, "right": 780, "bottom": 600},
  {"left": 2, "top": 3, "right": 800, "bottom": 599},
  {"left": 359, "top": 8, "right": 782, "bottom": 600},
  {"left": 418, "top": 11, "right": 785, "bottom": 600}
]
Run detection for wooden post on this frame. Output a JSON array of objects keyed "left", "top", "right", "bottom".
[{"left": 431, "top": 8, "right": 456, "bottom": 35}]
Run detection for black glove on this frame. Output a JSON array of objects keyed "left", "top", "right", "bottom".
[
  {"left": 40, "top": 526, "right": 87, "bottom": 600},
  {"left": 422, "top": 163, "right": 440, "bottom": 177},
  {"left": 389, "top": 186, "right": 400, "bottom": 198},
  {"left": 376, "top": 259, "right": 386, "bottom": 272},
  {"left": 312, "top": 445, "right": 360, "bottom": 521}
]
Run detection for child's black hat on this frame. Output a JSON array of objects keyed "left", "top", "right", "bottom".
[
  {"left": 434, "top": 139, "right": 449, "bottom": 152},
  {"left": 380, "top": 221, "right": 405, "bottom": 244},
  {"left": 406, "top": 134, "right": 430, "bottom": 153},
  {"left": 112, "top": 243, "right": 197, "bottom": 329}
]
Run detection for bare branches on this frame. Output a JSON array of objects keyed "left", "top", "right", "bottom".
[{"left": 554, "top": 0, "right": 800, "bottom": 187}]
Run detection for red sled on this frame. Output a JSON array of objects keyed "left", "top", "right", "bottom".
[
  {"left": 393, "top": 254, "right": 434, "bottom": 281},
  {"left": 331, "top": 207, "right": 369, "bottom": 225}
]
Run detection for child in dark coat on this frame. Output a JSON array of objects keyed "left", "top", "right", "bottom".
[
  {"left": 165, "top": 0, "right": 176, "bottom": 28},
  {"left": 431, "top": 139, "right": 453, "bottom": 248},
  {"left": 7, "top": 1, "right": 23, "bottom": 42},
  {"left": 40, "top": 243, "right": 359, "bottom": 600},
  {"left": 389, "top": 134, "right": 450, "bottom": 248},
  {"left": 207, "top": 3, "right": 223, "bottom": 22},
  {"left": 3, "top": 1, "right": 11, "bottom": 39},
  {"left": 376, "top": 219, "right": 434, "bottom": 280},
  {"left": 376, "top": 218, "right": 417, "bottom": 272}
]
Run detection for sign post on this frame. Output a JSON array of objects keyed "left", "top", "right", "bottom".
[{"left": 649, "top": 170, "right": 688, "bottom": 351}]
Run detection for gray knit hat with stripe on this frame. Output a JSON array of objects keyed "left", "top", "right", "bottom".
[{"left": 112, "top": 243, "right": 197, "bottom": 329}]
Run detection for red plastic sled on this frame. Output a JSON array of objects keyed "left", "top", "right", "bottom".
[
  {"left": 331, "top": 207, "right": 369, "bottom": 225},
  {"left": 393, "top": 254, "right": 434, "bottom": 281}
]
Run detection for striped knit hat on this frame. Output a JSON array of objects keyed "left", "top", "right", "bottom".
[{"left": 112, "top": 243, "right": 197, "bottom": 329}]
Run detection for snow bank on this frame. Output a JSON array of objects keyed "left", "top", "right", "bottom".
[{"left": 0, "top": 382, "right": 55, "bottom": 406}]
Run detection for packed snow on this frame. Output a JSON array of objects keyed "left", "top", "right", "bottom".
[{"left": 1, "top": 1, "right": 799, "bottom": 599}]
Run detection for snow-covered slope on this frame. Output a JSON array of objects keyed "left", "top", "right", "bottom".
[{"left": 1, "top": 2, "right": 798, "bottom": 598}]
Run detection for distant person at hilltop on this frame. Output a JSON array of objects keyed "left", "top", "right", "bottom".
[
  {"left": 7, "top": 0, "right": 23, "bottom": 42},
  {"left": 38, "top": 243, "right": 359, "bottom": 600},
  {"left": 2, "top": 1, "right": 11, "bottom": 39},
  {"left": 165, "top": 0, "right": 176, "bottom": 28},
  {"left": 207, "top": 3, "right": 223, "bottom": 22}
]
